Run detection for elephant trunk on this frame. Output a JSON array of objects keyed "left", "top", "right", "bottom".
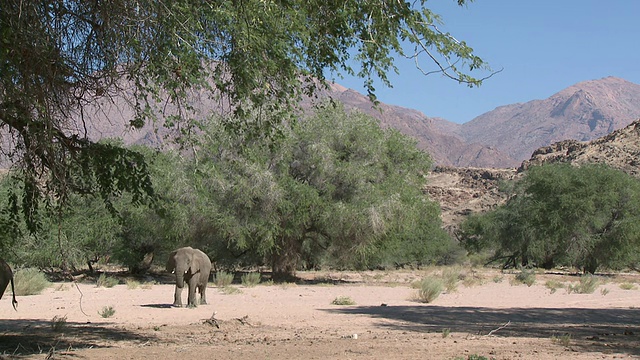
[{"left": 175, "top": 267, "right": 187, "bottom": 288}]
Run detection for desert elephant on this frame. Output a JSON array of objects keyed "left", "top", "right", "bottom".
[
  {"left": 166, "top": 247, "right": 212, "bottom": 307},
  {"left": 0, "top": 258, "right": 18, "bottom": 310}
]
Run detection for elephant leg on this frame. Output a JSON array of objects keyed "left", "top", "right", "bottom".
[
  {"left": 187, "top": 277, "right": 198, "bottom": 306},
  {"left": 173, "top": 285, "right": 184, "bottom": 307},
  {"left": 199, "top": 283, "right": 207, "bottom": 305}
]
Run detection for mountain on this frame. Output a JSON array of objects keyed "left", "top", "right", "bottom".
[
  {"left": 72, "top": 76, "right": 640, "bottom": 170},
  {"left": 312, "top": 77, "right": 640, "bottom": 169},
  {"left": 456, "top": 77, "right": 640, "bottom": 167}
]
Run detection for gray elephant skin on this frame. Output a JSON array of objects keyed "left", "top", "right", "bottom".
[
  {"left": 166, "top": 247, "right": 212, "bottom": 307},
  {"left": 0, "top": 258, "right": 18, "bottom": 310}
]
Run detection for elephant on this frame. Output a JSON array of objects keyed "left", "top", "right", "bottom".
[
  {"left": 0, "top": 258, "right": 18, "bottom": 310},
  {"left": 166, "top": 247, "right": 212, "bottom": 307}
]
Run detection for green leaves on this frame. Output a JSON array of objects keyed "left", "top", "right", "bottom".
[{"left": 461, "top": 164, "right": 640, "bottom": 272}]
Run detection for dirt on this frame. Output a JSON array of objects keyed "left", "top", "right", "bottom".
[{"left": 1, "top": 269, "right": 639, "bottom": 359}]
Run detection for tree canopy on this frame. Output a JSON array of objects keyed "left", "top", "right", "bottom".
[
  {"left": 460, "top": 164, "right": 640, "bottom": 273},
  {"left": 0, "top": 0, "right": 493, "bottom": 229}
]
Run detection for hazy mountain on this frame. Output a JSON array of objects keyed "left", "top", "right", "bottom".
[
  {"left": 456, "top": 77, "right": 640, "bottom": 167},
  {"left": 70, "top": 76, "right": 640, "bottom": 170}
]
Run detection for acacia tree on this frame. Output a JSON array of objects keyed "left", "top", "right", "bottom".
[
  {"left": 460, "top": 164, "right": 640, "bottom": 273},
  {"left": 190, "top": 105, "right": 450, "bottom": 279},
  {"left": 0, "top": 0, "right": 494, "bottom": 234}
]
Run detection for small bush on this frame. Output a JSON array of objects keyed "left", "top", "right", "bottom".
[
  {"left": 219, "top": 286, "right": 242, "bottom": 295},
  {"left": 331, "top": 296, "right": 356, "bottom": 305},
  {"left": 567, "top": 275, "right": 599, "bottom": 294},
  {"left": 214, "top": 271, "right": 234, "bottom": 287},
  {"left": 416, "top": 276, "right": 443, "bottom": 303},
  {"left": 544, "top": 280, "right": 565, "bottom": 294},
  {"left": 492, "top": 275, "right": 504, "bottom": 283},
  {"left": 600, "top": 288, "right": 610, "bottom": 296},
  {"left": 96, "top": 273, "right": 119, "bottom": 288},
  {"left": 513, "top": 268, "right": 536, "bottom": 287},
  {"left": 140, "top": 281, "right": 156, "bottom": 289},
  {"left": 99, "top": 306, "right": 116, "bottom": 318},
  {"left": 51, "top": 315, "right": 67, "bottom": 332},
  {"left": 442, "top": 328, "right": 451, "bottom": 338},
  {"left": 619, "top": 282, "right": 637, "bottom": 290},
  {"left": 551, "top": 333, "right": 571, "bottom": 347},
  {"left": 241, "top": 272, "right": 261, "bottom": 287},
  {"left": 13, "top": 268, "right": 50, "bottom": 296},
  {"left": 441, "top": 267, "right": 460, "bottom": 292},
  {"left": 126, "top": 279, "right": 140, "bottom": 289}
]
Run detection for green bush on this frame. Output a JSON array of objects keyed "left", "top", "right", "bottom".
[
  {"left": 567, "top": 275, "right": 599, "bottom": 294},
  {"left": 416, "top": 276, "right": 443, "bottom": 303},
  {"left": 331, "top": 296, "right": 356, "bottom": 305},
  {"left": 214, "top": 271, "right": 234, "bottom": 287},
  {"left": 13, "top": 268, "right": 50, "bottom": 296},
  {"left": 96, "top": 273, "right": 119, "bottom": 288},
  {"left": 99, "top": 306, "right": 116, "bottom": 318},
  {"left": 513, "top": 268, "right": 536, "bottom": 287},
  {"left": 241, "top": 272, "right": 261, "bottom": 287}
]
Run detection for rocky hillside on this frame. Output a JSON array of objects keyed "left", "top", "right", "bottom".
[
  {"left": 457, "top": 77, "right": 640, "bottom": 167},
  {"left": 427, "top": 119, "right": 640, "bottom": 231}
]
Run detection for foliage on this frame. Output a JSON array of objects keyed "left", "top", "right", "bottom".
[
  {"left": 415, "top": 276, "right": 443, "bottom": 303},
  {"left": 191, "top": 105, "right": 452, "bottom": 279},
  {"left": 0, "top": 0, "right": 492, "bottom": 241},
  {"left": 566, "top": 275, "right": 599, "bottom": 294},
  {"left": 241, "top": 272, "right": 262, "bottom": 287},
  {"left": 460, "top": 164, "right": 640, "bottom": 273},
  {"left": 544, "top": 280, "right": 565, "bottom": 294},
  {"left": 213, "top": 272, "right": 234, "bottom": 287},
  {"left": 96, "top": 273, "right": 119, "bottom": 288},
  {"left": 12, "top": 268, "right": 50, "bottom": 295},
  {"left": 331, "top": 296, "right": 356, "bottom": 306},
  {"left": 513, "top": 268, "right": 536, "bottom": 287},
  {"left": 51, "top": 315, "right": 68, "bottom": 332},
  {"left": 99, "top": 306, "right": 116, "bottom": 318},
  {"left": 441, "top": 267, "right": 462, "bottom": 292},
  {"left": 619, "top": 282, "right": 637, "bottom": 290}
]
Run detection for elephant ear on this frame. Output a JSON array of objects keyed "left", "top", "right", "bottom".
[{"left": 166, "top": 251, "right": 178, "bottom": 272}]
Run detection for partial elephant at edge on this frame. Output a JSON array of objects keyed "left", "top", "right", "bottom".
[
  {"left": 0, "top": 258, "right": 18, "bottom": 310},
  {"left": 166, "top": 247, "right": 212, "bottom": 307}
]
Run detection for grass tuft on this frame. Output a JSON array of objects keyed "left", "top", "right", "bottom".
[
  {"left": 96, "top": 273, "right": 119, "bottom": 288},
  {"left": 99, "top": 306, "right": 116, "bottom": 318},
  {"left": 619, "top": 282, "right": 637, "bottom": 290},
  {"left": 241, "top": 272, "right": 261, "bottom": 287},
  {"left": 13, "top": 268, "right": 50, "bottom": 296},
  {"left": 512, "top": 268, "right": 536, "bottom": 287},
  {"left": 331, "top": 296, "right": 356, "bottom": 305},
  {"left": 51, "top": 315, "right": 67, "bottom": 332},
  {"left": 567, "top": 275, "right": 599, "bottom": 294},
  {"left": 415, "top": 276, "right": 443, "bottom": 303},
  {"left": 214, "top": 271, "right": 234, "bottom": 287}
]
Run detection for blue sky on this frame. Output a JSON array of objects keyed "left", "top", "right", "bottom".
[{"left": 334, "top": 1, "right": 640, "bottom": 124}]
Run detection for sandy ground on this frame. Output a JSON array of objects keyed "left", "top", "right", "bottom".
[{"left": 1, "top": 269, "right": 639, "bottom": 359}]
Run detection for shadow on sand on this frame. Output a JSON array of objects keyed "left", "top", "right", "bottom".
[
  {"left": 0, "top": 319, "right": 159, "bottom": 357},
  {"left": 324, "top": 305, "right": 640, "bottom": 356}
]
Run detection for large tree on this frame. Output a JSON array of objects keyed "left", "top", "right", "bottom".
[
  {"left": 0, "top": 0, "right": 493, "bottom": 230},
  {"left": 460, "top": 164, "right": 640, "bottom": 273}
]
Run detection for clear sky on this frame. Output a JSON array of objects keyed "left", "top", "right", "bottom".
[{"left": 334, "top": 1, "right": 640, "bottom": 124}]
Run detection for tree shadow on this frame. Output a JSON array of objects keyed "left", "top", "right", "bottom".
[
  {"left": 323, "top": 305, "right": 640, "bottom": 356},
  {"left": 0, "top": 319, "right": 159, "bottom": 356}
]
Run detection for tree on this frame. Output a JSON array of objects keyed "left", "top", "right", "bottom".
[
  {"left": 191, "top": 105, "right": 451, "bottom": 279},
  {"left": 0, "top": 0, "right": 494, "bottom": 235},
  {"left": 460, "top": 164, "right": 640, "bottom": 273}
]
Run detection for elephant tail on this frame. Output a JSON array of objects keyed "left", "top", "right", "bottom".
[{"left": 10, "top": 277, "right": 17, "bottom": 311}]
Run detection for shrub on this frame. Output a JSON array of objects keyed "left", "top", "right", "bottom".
[
  {"left": 619, "top": 282, "right": 637, "bottom": 290},
  {"left": 331, "top": 296, "right": 356, "bottom": 305},
  {"left": 214, "top": 271, "right": 234, "bottom": 287},
  {"left": 126, "top": 279, "right": 140, "bottom": 289},
  {"left": 96, "top": 273, "right": 119, "bottom": 288},
  {"left": 219, "top": 286, "right": 242, "bottom": 295},
  {"left": 13, "top": 268, "right": 50, "bottom": 295},
  {"left": 567, "top": 275, "right": 599, "bottom": 294},
  {"left": 544, "top": 280, "right": 565, "bottom": 294},
  {"left": 99, "top": 306, "right": 116, "bottom": 318},
  {"left": 51, "top": 315, "right": 67, "bottom": 332},
  {"left": 441, "top": 267, "right": 460, "bottom": 292},
  {"left": 241, "top": 272, "right": 261, "bottom": 287},
  {"left": 513, "top": 268, "right": 536, "bottom": 287},
  {"left": 416, "top": 276, "right": 443, "bottom": 303}
]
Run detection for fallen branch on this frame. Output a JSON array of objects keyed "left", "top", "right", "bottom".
[{"left": 487, "top": 321, "right": 511, "bottom": 336}]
